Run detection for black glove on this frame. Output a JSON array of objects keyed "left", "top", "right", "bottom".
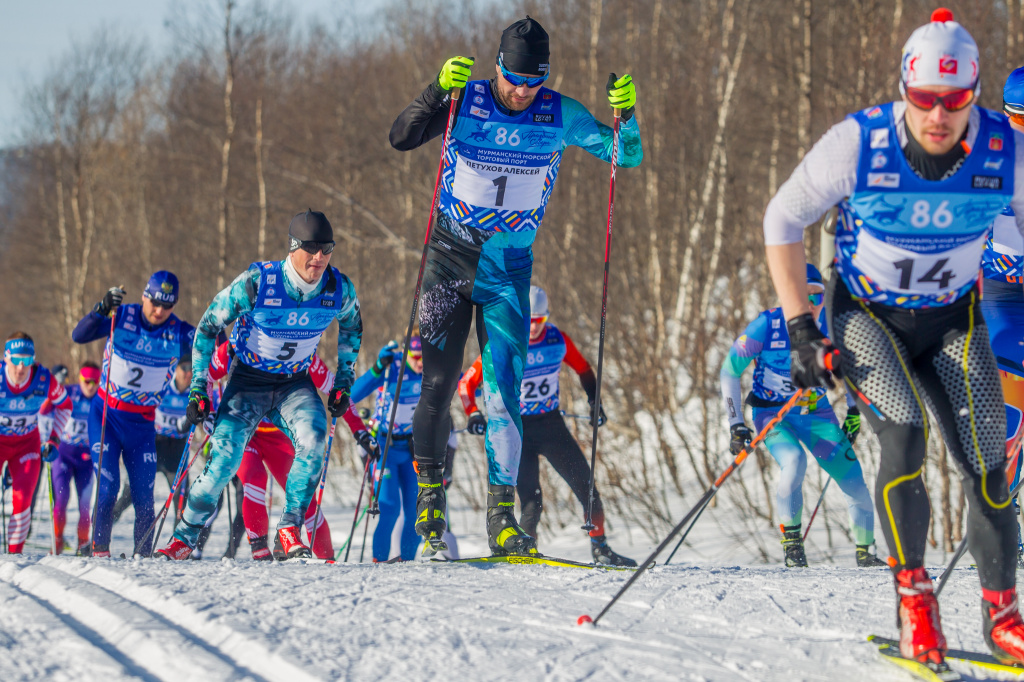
[
  {"left": 186, "top": 390, "right": 211, "bottom": 426},
  {"left": 729, "top": 423, "right": 754, "bottom": 456},
  {"left": 589, "top": 401, "right": 607, "bottom": 428},
  {"left": 467, "top": 411, "right": 487, "bottom": 436},
  {"left": 41, "top": 439, "right": 59, "bottom": 464},
  {"left": 842, "top": 406, "right": 861, "bottom": 446},
  {"left": 327, "top": 387, "right": 350, "bottom": 418},
  {"left": 94, "top": 286, "right": 125, "bottom": 318},
  {"left": 787, "top": 313, "right": 842, "bottom": 389},
  {"left": 354, "top": 429, "right": 379, "bottom": 465}
]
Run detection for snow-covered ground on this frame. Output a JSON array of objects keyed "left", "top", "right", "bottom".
[{"left": 0, "top": 474, "right": 1018, "bottom": 682}]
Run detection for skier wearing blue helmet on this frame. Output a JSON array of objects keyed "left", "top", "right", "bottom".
[
  {"left": 979, "top": 66, "right": 1024, "bottom": 569},
  {"left": 721, "top": 263, "right": 881, "bottom": 568}
]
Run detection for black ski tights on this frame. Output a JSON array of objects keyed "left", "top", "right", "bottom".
[{"left": 830, "top": 278, "right": 1016, "bottom": 590}]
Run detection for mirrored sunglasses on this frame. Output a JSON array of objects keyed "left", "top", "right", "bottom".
[
  {"left": 531, "top": 315, "right": 549, "bottom": 325},
  {"left": 8, "top": 355, "right": 33, "bottom": 367},
  {"left": 808, "top": 292, "right": 824, "bottom": 306},
  {"left": 1005, "top": 101, "right": 1024, "bottom": 127},
  {"left": 299, "top": 240, "right": 335, "bottom": 255},
  {"left": 904, "top": 84, "right": 975, "bottom": 112},
  {"left": 498, "top": 57, "right": 548, "bottom": 88}
]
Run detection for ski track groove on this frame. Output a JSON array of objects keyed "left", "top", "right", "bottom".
[
  {"left": 0, "top": 560, "right": 260, "bottom": 681},
  {"left": 42, "top": 557, "right": 321, "bottom": 682},
  {"left": 0, "top": 575, "right": 150, "bottom": 681}
]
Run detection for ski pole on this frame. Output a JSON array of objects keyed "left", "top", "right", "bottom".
[
  {"left": 90, "top": 295, "right": 120, "bottom": 554},
  {"left": 802, "top": 477, "right": 833, "bottom": 542},
  {"left": 344, "top": 450, "right": 373, "bottom": 562},
  {"left": 308, "top": 418, "right": 337, "bottom": 555},
  {"left": 140, "top": 428, "right": 204, "bottom": 555},
  {"left": 582, "top": 105, "right": 621, "bottom": 531},
  {"left": 46, "top": 462, "right": 58, "bottom": 555},
  {"left": 360, "top": 500, "right": 372, "bottom": 563},
  {"left": 663, "top": 498, "right": 712, "bottom": 566},
  {"left": 371, "top": 86, "right": 461, "bottom": 515},
  {"left": 936, "top": 475, "right": 1024, "bottom": 597},
  {"left": 1, "top": 463, "right": 7, "bottom": 553},
  {"left": 579, "top": 389, "right": 806, "bottom": 626},
  {"left": 560, "top": 411, "right": 590, "bottom": 421},
  {"left": 337, "top": 504, "right": 369, "bottom": 560}
]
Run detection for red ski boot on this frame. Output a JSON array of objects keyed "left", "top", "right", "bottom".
[
  {"left": 896, "top": 566, "right": 947, "bottom": 665},
  {"left": 982, "top": 587, "right": 1024, "bottom": 664},
  {"left": 156, "top": 537, "right": 194, "bottom": 561},
  {"left": 273, "top": 526, "right": 311, "bottom": 560}
]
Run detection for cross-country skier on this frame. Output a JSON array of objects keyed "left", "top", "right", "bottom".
[
  {"left": 0, "top": 333, "right": 71, "bottom": 553},
  {"left": 763, "top": 8, "right": 1024, "bottom": 667},
  {"left": 721, "top": 264, "right": 883, "bottom": 568},
  {"left": 207, "top": 340, "right": 368, "bottom": 560},
  {"left": 158, "top": 209, "right": 361, "bottom": 561},
  {"left": 41, "top": 362, "right": 99, "bottom": 554},
  {"left": 389, "top": 16, "right": 642, "bottom": 556},
  {"left": 458, "top": 286, "right": 636, "bottom": 566},
  {"left": 981, "top": 67, "right": 1024, "bottom": 567},
  {"left": 349, "top": 333, "right": 424, "bottom": 562},
  {"left": 72, "top": 272, "right": 194, "bottom": 557}
]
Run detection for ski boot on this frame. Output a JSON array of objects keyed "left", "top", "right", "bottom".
[
  {"left": 91, "top": 544, "right": 111, "bottom": 558},
  {"left": 76, "top": 541, "right": 92, "bottom": 557},
  {"left": 249, "top": 535, "right": 273, "bottom": 561},
  {"left": 856, "top": 544, "right": 886, "bottom": 567},
  {"left": 591, "top": 535, "right": 638, "bottom": 567},
  {"left": 982, "top": 587, "right": 1024, "bottom": 664},
  {"left": 486, "top": 484, "right": 538, "bottom": 557},
  {"left": 780, "top": 525, "right": 807, "bottom": 568},
  {"left": 156, "top": 538, "right": 194, "bottom": 561},
  {"left": 273, "top": 526, "right": 311, "bottom": 560},
  {"left": 415, "top": 465, "right": 448, "bottom": 556},
  {"left": 896, "top": 566, "right": 946, "bottom": 665}
]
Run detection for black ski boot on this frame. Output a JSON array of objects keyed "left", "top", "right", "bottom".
[
  {"left": 781, "top": 524, "right": 808, "bottom": 567},
  {"left": 486, "top": 484, "right": 537, "bottom": 557},
  {"left": 249, "top": 535, "right": 272, "bottom": 561},
  {"left": 591, "top": 535, "right": 637, "bottom": 567},
  {"left": 415, "top": 466, "right": 448, "bottom": 555},
  {"left": 856, "top": 544, "right": 887, "bottom": 567}
]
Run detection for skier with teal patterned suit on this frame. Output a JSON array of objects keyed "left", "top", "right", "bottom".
[
  {"left": 158, "top": 210, "right": 362, "bottom": 561},
  {"left": 389, "top": 16, "right": 642, "bottom": 556},
  {"left": 721, "top": 264, "right": 884, "bottom": 568}
]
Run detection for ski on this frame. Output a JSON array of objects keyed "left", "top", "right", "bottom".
[
  {"left": 420, "top": 532, "right": 447, "bottom": 558},
  {"left": 871, "top": 635, "right": 1024, "bottom": 677},
  {"left": 432, "top": 555, "right": 639, "bottom": 572},
  {"left": 868, "top": 636, "right": 961, "bottom": 681}
]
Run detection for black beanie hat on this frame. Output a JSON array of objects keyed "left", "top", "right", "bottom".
[
  {"left": 288, "top": 209, "right": 333, "bottom": 249},
  {"left": 497, "top": 16, "right": 549, "bottom": 76}
]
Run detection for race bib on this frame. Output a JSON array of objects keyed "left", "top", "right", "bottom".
[
  {"left": 244, "top": 331, "right": 320, "bottom": 366},
  {"left": 521, "top": 366, "right": 561, "bottom": 405},
  {"left": 108, "top": 353, "right": 170, "bottom": 393},
  {"left": 760, "top": 367, "right": 795, "bottom": 396},
  {"left": 853, "top": 229, "right": 986, "bottom": 295},
  {"left": 452, "top": 146, "right": 548, "bottom": 211}
]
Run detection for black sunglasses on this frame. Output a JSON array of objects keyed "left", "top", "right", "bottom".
[{"left": 291, "top": 238, "right": 336, "bottom": 255}]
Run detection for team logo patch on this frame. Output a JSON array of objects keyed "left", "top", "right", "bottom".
[
  {"left": 470, "top": 106, "right": 490, "bottom": 119},
  {"left": 990, "top": 133, "right": 1004, "bottom": 151},
  {"left": 124, "top": 323, "right": 137, "bottom": 332},
  {"left": 543, "top": 93, "right": 552, "bottom": 99},
  {"left": 474, "top": 83, "right": 485, "bottom": 93},
  {"left": 533, "top": 114, "right": 554, "bottom": 123},
  {"left": 866, "top": 106, "right": 883, "bottom": 119},
  {"left": 265, "top": 298, "right": 282, "bottom": 306},
  {"left": 161, "top": 282, "right": 173, "bottom": 293},
  {"left": 869, "top": 128, "right": 889, "bottom": 149},
  {"left": 540, "top": 103, "right": 552, "bottom": 110},
  {"left": 973, "top": 175, "right": 1003, "bottom": 190},
  {"left": 867, "top": 172, "right": 900, "bottom": 188},
  {"left": 473, "top": 95, "right": 483, "bottom": 104},
  {"left": 870, "top": 151, "right": 887, "bottom": 169},
  {"left": 939, "top": 55, "right": 957, "bottom": 75},
  {"left": 267, "top": 274, "right": 276, "bottom": 284},
  {"left": 771, "top": 318, "right": 780, "bottom": 328},
  {"left": 265, "top": 288, "right": 275, "bottom": 296},
  {"left": 320, "top": 299, "right": 335, "bottom": 307},
  {"left": 770, "top": 341, "right": 786, "bottom": 349},
  {"left": 984, "top": 157, "right": 1005, "bottom": 170},
  {"left": 264, "top": 263, "right": 273, "bottom": 269}
]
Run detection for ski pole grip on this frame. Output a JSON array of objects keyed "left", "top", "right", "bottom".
[{"left": 451, "top": 87, "right": 461, "bottom": 103}]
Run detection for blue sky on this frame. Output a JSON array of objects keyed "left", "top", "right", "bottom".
[{"left": 0, "top": 0, "right": 369, "bottom": 146}]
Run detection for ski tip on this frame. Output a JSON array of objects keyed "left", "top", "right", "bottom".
[{"left": 577, "top": 614, "right": 594, "bottom": 626}]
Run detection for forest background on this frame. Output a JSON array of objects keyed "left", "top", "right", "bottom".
[{"left": 0, "top": 0, "right": 1015, "bottom": 558}]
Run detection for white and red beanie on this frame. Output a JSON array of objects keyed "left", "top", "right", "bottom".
[{"left": 900, "top": 8, "right": 980, "bottom": 95}]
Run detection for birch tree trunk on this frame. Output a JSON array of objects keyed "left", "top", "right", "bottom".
[{"left": 216, "top": 0, "right": 236, "bottom": 290}]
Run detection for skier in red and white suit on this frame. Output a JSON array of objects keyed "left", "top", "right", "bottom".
[
  {"left": 0, "top": 332, "right": 71, "bottom": 553},
  {"left": 209, "top": 341, "right": 370, "bottom": 560}
]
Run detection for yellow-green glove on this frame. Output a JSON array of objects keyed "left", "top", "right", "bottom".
[
  {"left": 438, "top": 56, "right": 474, "bottom": 91},
  {"left": 606, "top": 73, "right": 637, "bottom": 120}
]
